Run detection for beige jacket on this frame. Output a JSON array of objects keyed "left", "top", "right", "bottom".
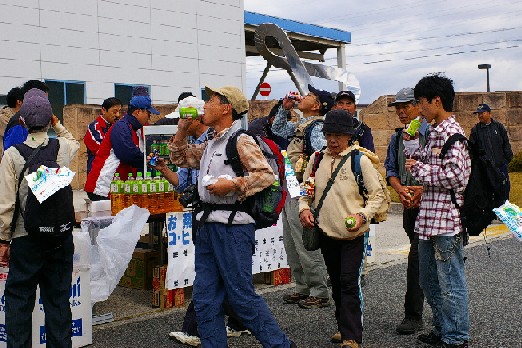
[
  {"left": 299, "top": 145, "right": 385, "bottom": 240},
  {"left": 286, "top": 115, "right": 323, "bottom": 182},
  {"left": 0, "top": 123, "right": 80, "bottom": 241},
  {"left": 0, "top": 107, "right": 15, "bottom": 158}
]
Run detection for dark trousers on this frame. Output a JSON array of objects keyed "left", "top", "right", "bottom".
[
  {"left": 320, "top": 232, "right": 367, "bottom": 344},
  {"left": 500, "top": 164, "right": 510, "bottom": 201},
  {"left": 193, "top": 222, "right": 290, "bottom": 347},
  {"left": 182, "top": 300, "right": 247, "bottom": 337},
  {"left": 403, "top": 207, "right": 424, "bottom": 321},
  {"left": 87, "top": 192, "right": 107, "bottom": 202},
  {"left": 5, "top": 234, "right": 74, "bottom": 348}
]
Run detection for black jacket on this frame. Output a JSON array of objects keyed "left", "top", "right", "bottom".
[{"left": 469, "top": 118, "right": 513, "bottom": 167}]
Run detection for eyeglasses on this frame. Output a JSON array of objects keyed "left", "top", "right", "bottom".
[
  {"left": 141, "top": 109, "right": 151, "bottom": 116},
  {"left": 305, "top": 93, "right": 320, "bottom": 104}
]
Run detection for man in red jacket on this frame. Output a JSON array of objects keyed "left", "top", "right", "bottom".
[{"left": 84, "top": 97, "right": 122, "bottom": 174}]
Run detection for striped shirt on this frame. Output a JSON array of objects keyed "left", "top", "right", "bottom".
[{"left": 405, "top": 116, "right": 471, "bottom": 239}]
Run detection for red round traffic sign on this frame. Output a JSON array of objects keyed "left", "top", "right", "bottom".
[{"left": 259, "top": 82, "right": 271, "bottom": 97}]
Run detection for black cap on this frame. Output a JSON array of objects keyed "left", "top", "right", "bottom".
[
  {"left": 322, "top": 109, "right": 358, "bottom": 135},
  {"left": 473, "top": 103, "right": 491, "bottom": 114},
  {"left": 308, "top": 84, "right": 334, "bottom": 115},
  {"left": 178, "top": 92, "right": 194, "bottom": 103},
  {"left": 335, "top": 90, "right": 356, "bottom": 102}
]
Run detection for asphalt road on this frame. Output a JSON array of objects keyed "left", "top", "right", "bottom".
[{"left": 91, "top": 232, "right": 521, "bottom": 347}]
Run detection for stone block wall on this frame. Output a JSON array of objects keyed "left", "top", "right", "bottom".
[
  {"left": 63, "top": 92, "right": 522, "bottom": 190},
  {"left": 360, "top": 92, "right": 522, "bottom": 169}
]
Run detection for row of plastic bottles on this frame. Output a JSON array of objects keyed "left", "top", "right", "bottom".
[{"left": 110, "top": 172, "right": 183, "bottom": 216}]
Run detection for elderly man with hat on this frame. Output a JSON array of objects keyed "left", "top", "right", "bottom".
[
  {"left": 384, "top": 87, "right": 429, "bottom": 335},
  {"left": 84, "top": 89, "right": 160, "bottom": 201},
  {"left": 333, "top": 90, "right": 375, "bottom": 152},
  {"left": 469, "top": 103, "right": 513, "bottom": 200},
  {"left": 299, "top": 109, "right": 386, "bottom": 348},
  {"left": 0, "top": 88, "right": 80, "bottom": 347},
  {"left": 281, "top": 84, "right": 332, "bottom": 311},
  {"left": 170, "top": 85, "right": 296, "bottom": 348}
]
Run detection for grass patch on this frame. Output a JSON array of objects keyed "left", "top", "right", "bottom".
[
  {"left": 387, "top": 172, "right": 521, "bottom": 207},
  {"left": 508, "top": 172, "right": 522, "bottom": 207}
]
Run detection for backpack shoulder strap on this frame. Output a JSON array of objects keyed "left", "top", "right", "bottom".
[
  {"left": 350, "top": 149, "right": 367, "bottom": 199},
  {"left": 439, "top": 133, "right": 467, "bottom": 160},
  {"left": 393, "top": 127, "right": 403, "bottom": 173},
  {"left": 439, "top": 133, "right": 468, "bottom": 211},
  {"left": 10, "top": 142, "right": 45, "bottom": 233},
  {"left": 303, "top": 119, "right": 323, "bottom": 156},
  {"left": 310, "top": 151, "right": 324, "bottom": 177},
  {"left": 224, "top": 129, "right": 248, "bottom": 178}
]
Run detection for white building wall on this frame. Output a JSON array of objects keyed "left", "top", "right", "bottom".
[{"left": 0, "top": 0, "right": 246, "bottom": 105}]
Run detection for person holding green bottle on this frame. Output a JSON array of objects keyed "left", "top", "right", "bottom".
[{"left": 384, "top": 87, "right": 429, "bottom": 335}]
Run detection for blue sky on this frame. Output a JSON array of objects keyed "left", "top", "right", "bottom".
[{"left": 245, "top": 0, "right": 522, "bottom": 104}]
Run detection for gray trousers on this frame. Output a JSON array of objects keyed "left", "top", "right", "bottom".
[{"left": 282, "top": 198, "right": 329, "bottom": 298}]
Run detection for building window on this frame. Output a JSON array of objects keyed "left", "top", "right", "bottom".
[
  {"left": 115, "top": 84, "right": 151, "bottom": 107},
  {"left": 45, "top": 80, "right": 86, "bottom": 121},
  {"left": 201, "top": 88, "right": 210, "bottom": 102}
]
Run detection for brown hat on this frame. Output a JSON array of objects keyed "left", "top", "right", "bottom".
[{"left": 205, "top": 85, "right": 249, "bottom": 115}]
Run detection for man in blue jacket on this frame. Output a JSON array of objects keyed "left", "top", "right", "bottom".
[
  {"left": 84, "top": 93, "right": 159, "bottom": 200},
  {"left": 384, "top": 87, "right": 428, "bottom": 335}
]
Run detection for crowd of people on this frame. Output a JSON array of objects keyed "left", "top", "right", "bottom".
[{"left": 0, "top": 72, "right": 513, "bottom": 348}]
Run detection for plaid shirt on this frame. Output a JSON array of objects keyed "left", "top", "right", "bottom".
[
  {"left": 169, "top": 121, "right": 274, "bottom": 201},
  {"left": 405, "top": 116, "right": 471, "bottom": 239}
]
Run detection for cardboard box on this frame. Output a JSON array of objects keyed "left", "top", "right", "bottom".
[
  {"left": 264, "top": 268, "right": 291, "bottom": 286},
  {"left": 119, "top": 249, "right": 159, "bottom": 290},
  {"left": 152, "top": 288, "right": 184, "bottom": 309},
  {"left": 152, "top": 265, "right": 167, "bottom": 290},
  {"left": 152, "top": 289, "right": 173, "bottom": 309}
]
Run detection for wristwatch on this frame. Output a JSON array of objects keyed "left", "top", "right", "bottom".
[{"left": 356, "top": 212, "right": 368, "bottom": 225}]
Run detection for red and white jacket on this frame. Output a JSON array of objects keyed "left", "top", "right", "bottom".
[
  {"left": 84, "top": 114, "right": 144, "bottom": 197},
  {"left": 84, "top": 115, "right": 111, "bottom": 174}
]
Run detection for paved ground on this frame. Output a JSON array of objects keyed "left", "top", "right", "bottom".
[{"left": 88, "top": 203, "right": 521, "bottom": 348}]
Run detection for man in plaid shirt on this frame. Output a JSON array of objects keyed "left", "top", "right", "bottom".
[{"left": 404, "top": 74, "right": 471, "bottom": 348}]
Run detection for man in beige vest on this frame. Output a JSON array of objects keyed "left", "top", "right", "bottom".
[{"left": 281, "top": 84, "right": 333, "bottom": 309}]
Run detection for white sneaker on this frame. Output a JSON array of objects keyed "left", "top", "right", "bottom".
[
  {"left": 168, "top": 331, "right": 201, "bottom": 347},
  {"left": 226, "top": 325, "right": 251, "bottom": 337}
]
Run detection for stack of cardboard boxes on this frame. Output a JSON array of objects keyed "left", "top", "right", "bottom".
[
  {"left": 118, "top": 248, "right": 159, "bottom": 290},
  {"left": 152, "top": 265, "right": 185, "bottom": 309}
]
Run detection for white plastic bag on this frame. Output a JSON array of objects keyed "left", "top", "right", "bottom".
[
  {"left": 90, "top": 205, "right": 150, "bottom": 304},
  {"left": 493, "top": 200, "right": 522, "bottom": 241},
  {"left": 72, "top": 232, "right": 92, "bottom": 272}
]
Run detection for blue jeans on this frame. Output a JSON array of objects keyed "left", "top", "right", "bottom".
[
  {"left": 419, "top": 235, "right": 469, "bottom": 345},
  {"left": 193, "top": 222, "right": 291, "bottom": 348}
]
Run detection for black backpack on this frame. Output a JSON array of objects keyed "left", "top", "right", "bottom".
[
  {"left": 440, "top": 133, "right": 506, "bottom": 237},
  {"left": 302, "top": 119, "right": 324, "bottom": 158},
  {"left": 218, "top": 129, "right": 287, "bottom": 229},
  {"left": 11, "top": 138, "right": 75, "bottom": 238}
]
